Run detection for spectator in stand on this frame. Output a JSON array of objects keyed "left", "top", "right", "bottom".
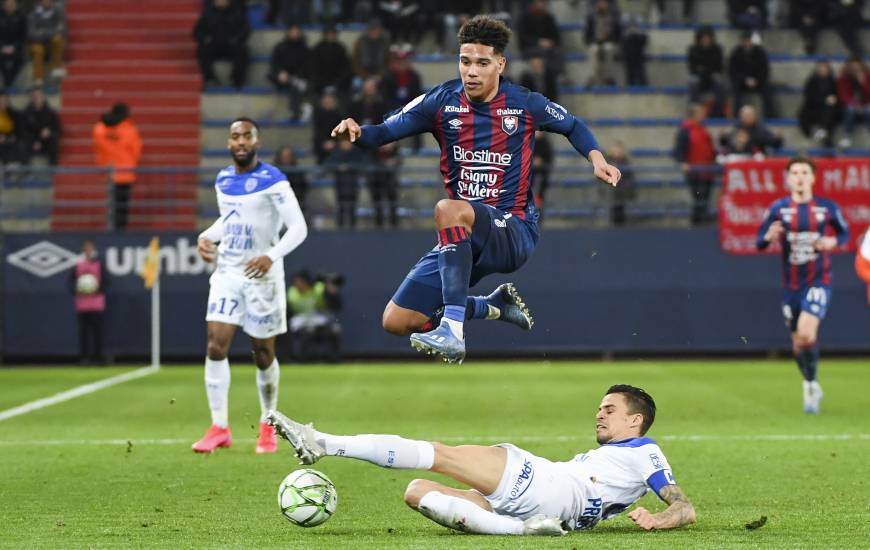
[
  {"left": 350, "top": 76, "right": 390, "bottom": 126},
  {"left": 631, "top": 0, "right": 696, "bottom": 24},
  {"left": 379, "top": 45, "right": 423, "bottom": 150},
  {"left": 352, "top": 19, "right": 390, "bottom": 85},
  {"left": 265, "top": 0, "right": 312, "bottom": 27},
  {"left": 518, "top": 0, "right": 563, "bottom": 76},
  {"left": 687, "top": 25, "right": 727, "bottom": 117},
  {"left": 69, "top": 239, "right": 109, "bottom": 365},
  {"left": 376, "top": 1, "right": 422, "bottom": 45},
  {"left": 531, "top": 131, "right": 553, "bottom": 218},
  {"left": 836, "top": 56, "right": 870, "bottom": 148},
  {"left": 727, "top": 0, "right": 767, "bottom": 32},
  {"left": 0, "top": 0, "right": 27, "bottom": 89},
  {"left": 312, "top": 89, "right": 343, "bottom": 164},
  {"left": 797, "top": 60, "right": 840, "bottom": 148},
  {"left": 310, "top": 25, "right": 353, "bottom": 98},
  {"left": 27, "top": 0, "right": 65, "bottom": 84},
  {"left": 368, "top": 142, "right": 401, "bottom": 228},
  {"left": 21, "top": 84, "right": 59, "bottom": 165},
  {"left": 585, "top": 0, "right": 621, "bottom": 87},
  {"left": 379, "top": 45, "right": 423, "bottom": 112},
  {"left": 674, "top": 104, "right": 716, "bottom": 226},
  {"left": 274, "top": 146, "right": 309, "bottom": 215},
  {"left": 621, "top": 16, "right": 648, "bottom": 87},
  {"left": 268, "top": 25, "right": 311, "bottom": 122},
  {"left": 728, "top": 31, "right": 777, "bottom": 119},
  {"left": 520, "top": 54, "right": 558, "bottom": 101},
  {"left": 717, "top": 127, "right": 765, "bottom": 163},
  {"left": 0, "top": 91, "right": 23, "bottom": 165},
  {"left": 827, "top": 0, "right": 864, "bottom": 58},
  {"left": 720, "top": 104, "right": 782, "bottom": 155},
  {"left": 607, "top": 141, "right": 635, "bottom": 226},
  {"left": 93, "top": 103, "right": 142, "bottom": 231},
  {"left": 325, "top": 138, "right": 366, "bottom": 228},
  {"left": 788, "top": 0, "right": 825, "bottom": 55},
  {"left": 193, "top": 0, "right": 249, "bottom": 89}
]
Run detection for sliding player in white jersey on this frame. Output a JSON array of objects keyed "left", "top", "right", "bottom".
[
  {"left": 267, "top": 384, "right": 695, "bottom": 535},
  {"left": 192, "top": 117, "right": 307, "bottom": 454}
]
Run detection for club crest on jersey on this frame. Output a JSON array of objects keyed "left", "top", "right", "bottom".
[
  {"left": 244, "top": 178, "right": 258, "bottom": 192},
  {"left": 501, "top": 115, "right": 518, "bottom": 135}
]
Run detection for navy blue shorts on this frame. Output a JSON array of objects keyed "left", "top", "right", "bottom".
[
  {"left": 782, "top": 285, "right": 831, "bottom": 332},
  {"left": 392, "top": 202, "right": 539, "bottom": 317}
]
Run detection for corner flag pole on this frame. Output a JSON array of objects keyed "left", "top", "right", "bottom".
[{"left": 142, "top": 237, "right": 161, "bottom": 369}]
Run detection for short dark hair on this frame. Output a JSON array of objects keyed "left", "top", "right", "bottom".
[
  {"left": 606, "top": 384, "right": 656, "bottom": 435},
  {"left": 231, "top": 116, "right": 260, "bottom": 132},
  {"left": 787, "top": 155, "right": 815, "bottom": 174},
  {"left": 457, "top": 15, "right": 512, "bottom": 55}
]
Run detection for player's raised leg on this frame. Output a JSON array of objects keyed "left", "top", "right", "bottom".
[
  {"left": 192, "top": 321, "right": 236, "bottom": 452},
  {"left": 409, "top": 199, "right": 475, "bottom": 364},
  {"left": 793, "top": 312, "right": 823, "bottom": 414},
  {"left": 266, "top": 410, "right": 562, "bottom": 535},
  {"left": 251, "top": 336, "right": 280, "bottom": 453}
]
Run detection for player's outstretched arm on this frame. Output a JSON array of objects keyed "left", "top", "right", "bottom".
[
  {"left": 588, "top": 149, "right": 622, "bottom": 187},
  {"left": 331, "top": 118, "right": 362, "bottom": 143},
  {"left": 628, "top": 485, "right": 696, "bottom": 530}
]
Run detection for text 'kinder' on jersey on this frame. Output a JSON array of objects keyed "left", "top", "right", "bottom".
[
  {"left": 756, "top": 197, "right": 849, "bottom": 289},
  {"left": 355, "top": 77, "right": 600, "bottom": 220}
]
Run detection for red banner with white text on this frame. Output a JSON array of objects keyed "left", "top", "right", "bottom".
[{"left": 719, "top": 158, "right": 870, "bottom": 255}]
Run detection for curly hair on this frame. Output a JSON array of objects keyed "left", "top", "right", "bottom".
[{"left": 457, "top": 15, "right": 512, "bottom": 55}]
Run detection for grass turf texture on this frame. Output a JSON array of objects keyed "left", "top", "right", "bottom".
[{"left": 0, "top": 360, "right": 868, "bottom": 549}]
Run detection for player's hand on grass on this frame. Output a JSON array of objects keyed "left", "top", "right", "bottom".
[
  {"left": 245, "top": 256, "right": 273, "bottom": 279},
  {"left": 198, "top": 238, "right": 217, "bottom": 263},
  {"left": 628, "top": 506, "right": 657, "bottom": 530},
  {"left": 331, "top": 118, "right": 362, "bottom": 143},
  {"left": 814, "top": 236, "right": 838, "bottom": 252},
  {"left": 764, "top": 220, "right": 784, "bottom": 243}
]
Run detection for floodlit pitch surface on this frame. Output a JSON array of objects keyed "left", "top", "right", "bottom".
[{"left": 1, "top": 360, "right": 868, "bottom": 549}]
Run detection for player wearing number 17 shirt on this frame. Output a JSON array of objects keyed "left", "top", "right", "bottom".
[
  {"left": 756, "top": 156, "right": 849, "bottom": 414},
  {"left": 330, "top": 15, "right": 622, "bottom": 364},
  {"left": 191, "top": 117, "right": 308, "bottom": 454}
]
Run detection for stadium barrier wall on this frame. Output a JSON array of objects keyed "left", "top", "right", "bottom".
[{"left": 2, "top": 230, "right": 868, "bottom": 360}]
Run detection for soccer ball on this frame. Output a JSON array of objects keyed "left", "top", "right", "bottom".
[
  {"left": 277, "top": 469, "right": 338, "bottom": 527},
  {"left": 76, "top": 273, "right": 99, "bottom": 294}
]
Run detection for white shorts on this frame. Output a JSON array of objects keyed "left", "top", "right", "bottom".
[
  {"left": 205, "top": 272, "right": 287, "bottom": 338},
  {"left": 482, "top": 444, "right": 582, "bottom": 526}
]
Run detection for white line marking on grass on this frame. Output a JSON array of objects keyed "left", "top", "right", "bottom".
[
  {"left": 0, "top": 366, "right": 159, "bottom": 423},
  {"left": 0, "top": 433, "right": 867, "bottom": 446}
]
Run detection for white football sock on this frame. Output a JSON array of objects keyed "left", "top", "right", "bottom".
[
  {"left": 442, "top": 318, "right": 464, "bottom": 340},
  {"left": 802, "top": 380, "right": 812, "bottom": 404},
  {"left": 256, "top": 359, "right": 280, "bottom": 422},
  {"left": 205, "top": 357, "right": 230, "bottom": 427},
  {"left": 418, "top": 491, "right": 524, "bottom": 535},
  {"left": 313, "top": 432, "right": 434, "bottom": 469}
]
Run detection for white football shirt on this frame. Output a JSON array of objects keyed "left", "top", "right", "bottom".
[
  {"left": 560, "top": 437, "right": 677, "bottom": 530},
  {"left": 199, "top": 161, "right": 307, "bottom": 281}
]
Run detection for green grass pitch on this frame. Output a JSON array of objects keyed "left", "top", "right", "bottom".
[{"left": 1, "top": 360, "right": 868, "bottom": 549}]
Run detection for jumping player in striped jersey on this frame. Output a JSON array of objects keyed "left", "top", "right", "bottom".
[
  {"left": 757, "top": 156, "right": 849, "bottom": 414},
  {"left": 330, "top": 15, "right": 621, "bottom": 363}
]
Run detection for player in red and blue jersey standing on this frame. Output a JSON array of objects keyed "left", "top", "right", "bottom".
[
  {"left": 757, "top": 156, "right": 849, "bottom": 414},
  {"left": 330, "top": 16, "right": 621, "bottom": 363}
]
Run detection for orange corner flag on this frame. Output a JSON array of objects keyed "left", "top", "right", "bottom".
[{"left": 142, "top": 237, "right": 160, "bottom": 289}]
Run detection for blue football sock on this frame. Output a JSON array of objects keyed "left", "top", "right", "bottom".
[
  {"left": 466, "top": 297, "right": 489, "bottom": 320},
  {"left": 437, "top": 226, "right": 472, "bottom": 322}
]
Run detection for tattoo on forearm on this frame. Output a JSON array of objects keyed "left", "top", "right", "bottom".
[{"left": 653, "top": 485, "right": 695, "bottom": 528}]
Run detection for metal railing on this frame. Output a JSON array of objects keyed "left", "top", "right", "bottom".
[{"left": 0, "top": 163, "right": 724, "bottom": 232}]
